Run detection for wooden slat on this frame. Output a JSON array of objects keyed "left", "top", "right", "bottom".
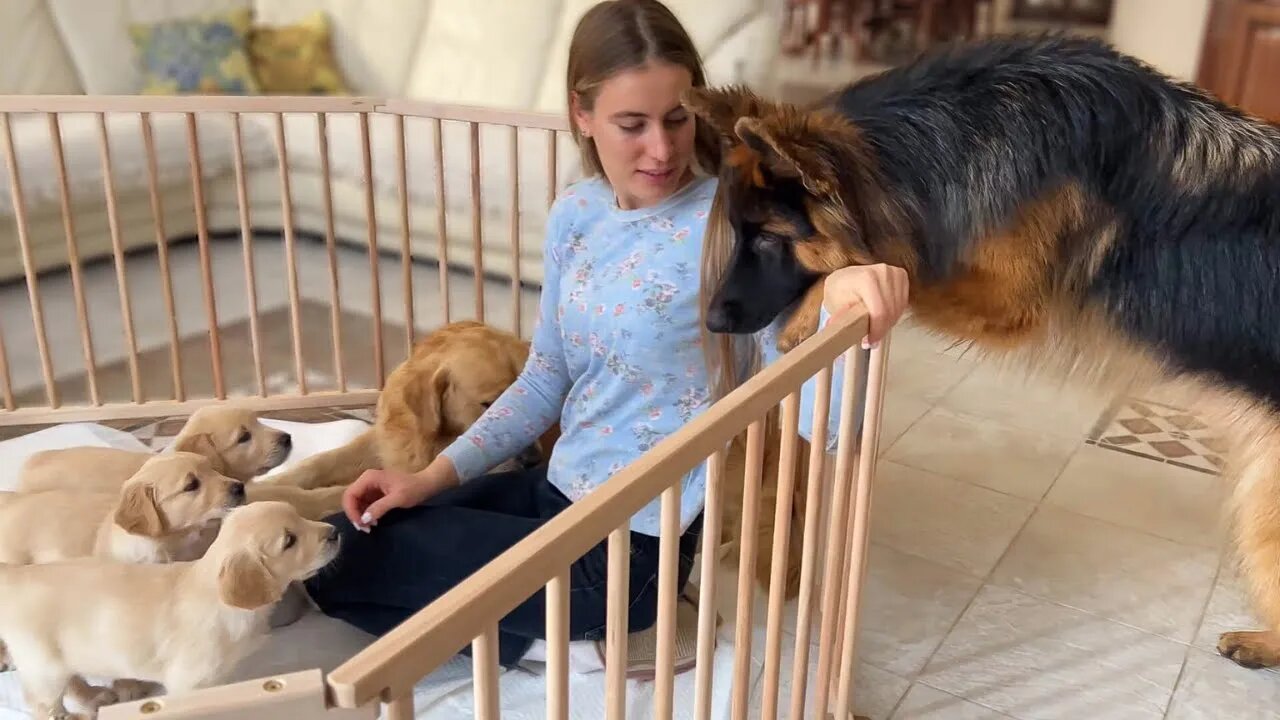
[
  {"left": 731, "top": 420, "right": 766, "bottom": 720},
  {"left": 470, "top": 121, "right": 484, "bottom": 321},
  {"left": 693, "top": 451, "right": 725, "bottom": 720},
  {"left": 139, "top": 113, "right": 185, "bottom": 402},
  {"left": 382, "top": 691, "right": 414, "bottom": 720},
  {"left": 761, "top": 392, "right": 802, "bottom": 720},
  {"left": 231, "top": 112, "right": 266, "bottom": 397},
  {"left": 834, "top": 337, "right": 892, "bottom": 720},
  {"left": 546, "top": 571, "right": 570, "bottom": 720},
  {"left": 509, "top": 125, "right": 521, "bottom": 335},
  {"left": 654, "top": 483, "right": 682, "bottom": 719},
  {"left": 96, "top": 112, "right": 142, "bottom": 404},
  {"left": 433, "top": 118, "right": 451, "bottom": 323},
  {"left": 0, "top": 112, "right": 58, "bottom": 408},
  {"left": 813, "top": 345, "right": 869, "bottom": 718},
  {"left": 0, "top": 95, "right": 381, "bottom": 114},
  {"left": 472, "top": 625, "right": 501, "bottom": 720},
  {"left": 787, "top": 366, "right": 833, "bottom": 720},
  {"left": 272, "top": 113, "right": 307, "bottom": 395},
  {"left": 316, "top": 112, "right": 346, "bottom": 392},
  {"left": 0, "top": 390, "right": 381, "bottom": 427},
  {"left": 546, "top": 129, "right": 558, "bottom": 209},
  {"left": 98, "top": 669, "right": 375, "bottom": 720},
  {"left": 358, "top": 112, "right": 385, "bottom": 387},
  {"left": 395, "top": 113, "right": 414, "bottom": 354},
  {"left": 0, "top": 323, "right": 14, "bottom": 411},
  {"left": 379, "top": 98, "right": 569, "bottom": 132},
  {"left": 185, "top": 112, "right": 226, "bottom": 399},
  {"left": 324, "top": 310, "right": 871, "bottom": 708},
  {"left": 605, "top": 526, "right": 630, "bottom": 720}
]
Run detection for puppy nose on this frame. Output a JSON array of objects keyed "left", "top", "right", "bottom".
[
  {"left": 229, "top": 482, "right": 246, "bottom": 498},
  {"left": 279, "top": 433, "right": 292, "bottom": 448},
  {"left": 326, "top": 525, "right": 340, "bottom": 543},
  {"left": 517, "top": 445, "right": 542, "bottom": 468},
  {"left": 706, "top": 302, "right": 738, "bottom": 333}
]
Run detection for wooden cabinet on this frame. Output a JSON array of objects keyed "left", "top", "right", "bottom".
[{"left": 1197, "top": 0, "right": 1280, "bottom": 122}]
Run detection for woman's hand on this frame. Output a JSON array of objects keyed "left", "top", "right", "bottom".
[
  {"left": 822, "top": 263, "right": 909, "bottom": 349},
  {"left": 342, "top": 457, "right": 459, "bottom": 531}
]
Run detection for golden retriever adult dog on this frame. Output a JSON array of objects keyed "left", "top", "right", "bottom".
[
  {"left": 261, "top": 320, "right": 557, "bottom": 491},
  {"left": 0, "top": 501, "right": 340, "bottom": 719},
  {"left": 20, "top": 405, "right": 292, "bottom": 493}
]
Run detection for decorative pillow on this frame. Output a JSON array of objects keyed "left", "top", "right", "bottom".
[
  {"left": 129, "top": 8, "right": 259, "bottom": 95},
  {"left": 248, "top": 11, "right": 350, "bottom": 95}
]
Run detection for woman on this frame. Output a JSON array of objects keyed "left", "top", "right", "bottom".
[{"left": 303, "top": 0, "right": 908, "bottom": 669}]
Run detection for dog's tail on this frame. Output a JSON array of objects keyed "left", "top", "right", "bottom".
[{"left": 255, "top": 430, "right": 380, "bottom": 490}]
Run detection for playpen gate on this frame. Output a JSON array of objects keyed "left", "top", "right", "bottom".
[{"left": 0, "top": 95, "right": 890, "bottom": 720}]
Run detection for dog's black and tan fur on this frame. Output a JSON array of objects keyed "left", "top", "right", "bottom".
[{"left": 686, "top": 33, "right": 1280, "bottom": 668}]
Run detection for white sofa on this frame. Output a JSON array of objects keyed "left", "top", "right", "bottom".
[{"left": 0, "top": 0, "right": 781, "bottom": 284}]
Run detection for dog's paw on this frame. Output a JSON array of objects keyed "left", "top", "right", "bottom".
[
  {"left": 1217, "top": 630, "right": 1280, "bottom": 668},
  {"left": 110, "top": 679, "right": 160, "bottom": 703},
  {"left": 77, "top": 686, "right": 118, "bottom": 712}
]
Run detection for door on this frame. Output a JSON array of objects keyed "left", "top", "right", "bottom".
[{"left": 1197, "top": 0, "right": 1280, "bottom": 123}]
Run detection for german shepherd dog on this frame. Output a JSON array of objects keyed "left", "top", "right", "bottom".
[{"left": 684, "top": 33, "right": 1280, "bottom": 669}]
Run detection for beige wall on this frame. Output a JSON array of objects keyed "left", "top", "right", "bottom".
[{"left": 1105, "top": 0, "right": 1212, "bottom": 81}]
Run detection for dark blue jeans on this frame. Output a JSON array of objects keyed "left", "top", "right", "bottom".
[{"left": 304, "top": 464, "right": 701, "bottom": 667}]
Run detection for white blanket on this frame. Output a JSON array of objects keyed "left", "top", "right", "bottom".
[{"left": 0, "top": 417, "right": 745, "bottom": 719}]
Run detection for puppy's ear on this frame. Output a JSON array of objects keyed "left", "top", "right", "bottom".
[
  {"left": 733, "top": 116, "right": 834, "bottom": 197},
  {"left": 115, "top": 482, "right": 167, "bottom": 537},
  {"left": 174, "top": 431, "right": 218, "bottom": 456},
  {"left": 681, "top": 85, "right": 773, "bottom": 139},
  {"left": 218, "top": 551, "right": 280, "bottom": 610}
]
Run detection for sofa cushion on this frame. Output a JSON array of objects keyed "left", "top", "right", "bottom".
[
  {"left": 533, "top": 0, "right": 761, "bottom": 113},
  {"left": 403, "top": 0, "right": 563, "bottom": 109},
  {"left": 129, "top": 7, "right": 261, "bottom": 94},
  {"left": 47, "top": 0, "right": 253, "bottom": 95},
  {"left": 252, "top": 0, "right": 434, "bottom": 96},
  {"left": 248, "top": 10, "right": 350, "bottom": 94},
  {"left": 0, "top": 0, "right": 83, "bottom": 94}
]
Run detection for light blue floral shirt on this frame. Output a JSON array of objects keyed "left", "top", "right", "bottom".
[{"left": 440, "top": 175, "right": 865, "bottom": 536}]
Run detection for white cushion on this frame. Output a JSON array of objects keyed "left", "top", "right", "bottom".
[
  {"left": 0, "top": 0, "right": 83, "bottom": 94},
  {"left": 0, "top": 112, "right": 269, "bottom": 217},
  {"left": 252, "top": 0, "right": 436, "bottom": 95},
  {"left": 47, "top": 0, "right": 253, "bottom": 95},
  {"left": 533, "top": 0, "right": 762, "bottom": 113},
  {"left": 403, "top": 0, "right": 563, "bottom": 109}
]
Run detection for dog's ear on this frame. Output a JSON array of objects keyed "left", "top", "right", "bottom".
[
  {"left": 174, "top": 431, "right": 218, "bottom": 457},
  {"left": 682, "top": 85, "right": 773, "bottom": 139},
  {"left": 115, "top": 482, "right": 167, "bottom": 537},
  {"left": 218, "top": 550, "right": 280, "bottom": 610},
  {"left": 733, "top": 116, "right": 835, "bottom": 197}
]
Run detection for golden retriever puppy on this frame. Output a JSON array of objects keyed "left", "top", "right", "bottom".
[
  {"left": 0, "top": 501, "right": 340, "bottom": 719},
  {"left": 0, "top": 452, "right": 245, "bottom": 566},
  {"left": 19, "top": 405, "right": 293, "bottom": 493},
  {"left": 262, "top": 320, "right": 557, "bottom": 491}
]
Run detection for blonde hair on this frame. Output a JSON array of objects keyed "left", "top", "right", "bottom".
[{"left": 564, "top": 0, "right": 720, "bottom": 178}]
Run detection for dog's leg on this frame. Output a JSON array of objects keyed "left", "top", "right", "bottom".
[
  {"left": 1219, "top": 429, "right": 1280, "bottom": 669},
  {"left": 257, "top": 430, "right": 379, "bottom": 490},
  {"left": 109, "top": 679, "right": 162, "bottom": 703},
  {"left": 245, "top": 484, "right": 347, "bottom": 521},
  {"left": 778, "top": 280, "right": 827, "bottom": 352},
  {"left": 64, "top": 675, "right": 118, "bottom": 715},
  {"left": 20, "top": 667, "right": 82, "bottom": 720}
]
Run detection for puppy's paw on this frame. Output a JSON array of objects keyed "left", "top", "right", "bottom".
[
  {"left": 1217, "top": 630, "right": 1280, "bottom": 669},
  {"left": 110, "top": 679, "right": 161, "bottom": 703},
  {"left": 76, "top": 686, "right": 118, "bottom": 712}
]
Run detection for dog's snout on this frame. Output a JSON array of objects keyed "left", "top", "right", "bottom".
[
  {"left": 326, "top": 525, "right": 340, "bottom": 543},
  {"left": 229, "top": 482, "right": 246, "bottom": 500},
  {"left": 278, "top": 433, "right": 292, "bottom": 449},
  {"left": 516, "top": 444, "right": 543, "bottom": 469},
  {"left": 706, "top": 301, "right": 739, "bottom": 333}
]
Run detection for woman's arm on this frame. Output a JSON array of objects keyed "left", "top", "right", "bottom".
[{"left": 437, "top": 208, "right": 575, "bottom": 482}]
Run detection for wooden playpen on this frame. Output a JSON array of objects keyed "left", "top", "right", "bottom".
[{"left": 0, "top": 95, "right": 890, "bottom": 720}]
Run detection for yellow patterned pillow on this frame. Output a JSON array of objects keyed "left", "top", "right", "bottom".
[
  {"left": 249, "top": 11, "right": 350, "bottom": 95},
  {"left": 129, "top": 8, "right": 260, "bottom": 95}
]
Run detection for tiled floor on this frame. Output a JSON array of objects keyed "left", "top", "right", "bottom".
[{"left": 2, "top": 238, "right": 1275, "bottom": 719}]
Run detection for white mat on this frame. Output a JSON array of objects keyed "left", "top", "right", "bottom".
[{"left": 0, "top": 418, "right": 745, "bottom": 719}]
